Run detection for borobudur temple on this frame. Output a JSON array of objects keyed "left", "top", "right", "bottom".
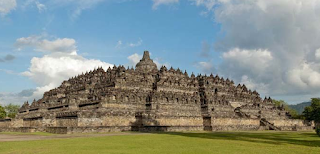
[{"left": 0, "top": 51, "right": 314, "bottom": 134}]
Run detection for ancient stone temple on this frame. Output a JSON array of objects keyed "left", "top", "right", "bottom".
[{"left": 0, "top": 51, "right": 314, "bottom": 134}]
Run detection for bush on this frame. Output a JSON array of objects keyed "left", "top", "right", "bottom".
[
  {"left": 316, "top": 127, "right": 320, "bottom": 137},
  {"left": 4, "top": 103, "right": 20, "bottom": 118},
  {"left": 0, "top": 105, "right": 6, "bottom": 119}
]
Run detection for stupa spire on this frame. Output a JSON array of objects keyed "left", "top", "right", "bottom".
[
  {"left": 142, "top": 51, "right": 151, "bottom": 60},
  {"left": 135, "top": 51, "right": 157, "bottom": 73}
]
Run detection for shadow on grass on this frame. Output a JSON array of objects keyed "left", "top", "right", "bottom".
[{"left": 155, "top": 131, "right": 320, "bottom": 147}]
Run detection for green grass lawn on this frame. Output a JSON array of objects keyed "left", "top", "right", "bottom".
[
  {"left": 0, "top": 131, "right": 54, "bottom": 136},
  {"left": 0, "top": 131, "right": 320, "bottom": 154}
]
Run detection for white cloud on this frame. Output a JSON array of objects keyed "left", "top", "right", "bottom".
[
  {"left": 0, "top": 69, "right": 15, "bottom": 75},
  {"left": 35, "top": 1, "right": 46, "bottom": 13},
  {"left": 21, "top": 53, "right": 113, "bottom": 88},
  {"left": 20, "top": 53, "right": 113, "bottom": 101},
  {"left": 196, "top": 61, "right": 214, "bottom": 74},
  {"left": 127, "top": 53, "right": 142, "bottom": 66},
  {"left": 240, "top": 75, "right": 269, "bottom": 95},
  {"left": 0, "top": 0, "right": 16, "bottom": 16},
  {"left": 152, "top": 0, "right": 179, "bottom": 10},
  {"left": 315, "top": 48, "right": 320, "bottom": 61},
  {"left": 69, "top": 0, "right": 104, "bottom": 20},
  {"left": 129, "top": 38, "right": 143, "bottom": 47},
  {"left": 6, "top": 34, "right": 114, "bottom": 105},
  {"left": 115, "top": 40, "right": 122, "bottom": 48},
  {"left": 22, "top": 0, "right": 107, "bottom": 20},
  {"left": 116, "top": 38, "right": 143, "bottom": 48},
  {"left": 49, "top": 0, "right": 105, "bottom": 20},
  {"left": 221, "top": 48, "right": 273, "bottom": 75},
  {"left": 193, "top": 0, "right": 320, "bottom": 102},
  {"left": 286, "top": 62, "right": 320, "bottom": 90},
  {"left": 191, "top": 0, "right": 216, "bottom": 11},
  {"left": 0, "top": 89, "right": 36, "bottom": 106},
  {"left": 15, "top": 34, "right": 77, "bottom": 54}
]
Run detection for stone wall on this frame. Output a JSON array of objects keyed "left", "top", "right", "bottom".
[
  {"left": 23, "top": 119, "right": 43, "bottom": 127},
  {"left": 136, "top": 126, "right": 203, "bottom": 132},
  {"left": 269, "top": 119, "right": 314, "bottom": 131},
  {"left": 0, "top": 120, "right": 11, "bottom": 128},
  {"left": 155, "top": 117, "right": 203, "bottom": 126},
  {"left": 0, "top": 127, "right": 43, "bottom": 133},
  {"left": 211, "top": 118, "right": 261, "bottom": 131},
  {"left": 45, "top": 127, "right": 68, "bottom": 134},
  {"left": 66, "top": 126, "right": 131, "bottom": 134},
  {"left": 56, "top": 118, "right": 78, "bottom": 127}
]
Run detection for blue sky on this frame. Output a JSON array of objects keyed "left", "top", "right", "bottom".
[
  {"left": 1, "top": 0, "right": 320, "bottom": 105},
  {"left": 0, "top": 0, "right": 218, "bottom": 89}
]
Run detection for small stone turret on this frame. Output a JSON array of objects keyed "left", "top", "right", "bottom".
[{"left": 135, "top": 51, "right": 158, "bottom": 73}]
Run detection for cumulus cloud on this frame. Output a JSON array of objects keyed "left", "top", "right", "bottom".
[
  {"left": 21, "top": 53, "right": 113, "bottom": 89},
  {"left": 286, "top": 62, "right": 320, "bottom": 90},
  {"left": 0, "top": 0, "right": 16, "bottom": 16},
  {"left": 152, "top": 0, "right": 179, "bottom": 10},
  {"left": 6, "top": 34, "right": 113, "bottom": 104},
  {"left": 240, "top": 75, "right": 269, "bottom": 95},
  {"left": 315, "top": 48, "right": 320, "bottom": 61},
  {"left": 0, "top": 89, "right": 36, "bottom": 105},
  {"left": 22, "top": 55, "right": 113, "bottom": 101},
  {"left": 127, "top": 53, "right": 142, "bottom": 66},
  {"left": 15, "top": 35, "right": 77, "bottom": 54},
  {"left": 221, "top": 48, "right": 273, "bottom": 75},
  {"left": 193, "top": 0, "right": 320, "bottom": 102}
]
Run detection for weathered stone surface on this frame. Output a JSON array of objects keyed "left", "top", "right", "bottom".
[{"left": 0, "top": 51, "right": 314, "bottom": 133}]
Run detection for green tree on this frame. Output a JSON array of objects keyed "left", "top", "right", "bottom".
[
  {"left": 273, "top": 99, "right": 299, "bottom": 118},
  {"left": 303, "top": 98, "right": 320, "bottom": 123},
  {"left": 303, "top": 106, "right": 314, "bottom": 121},
  {"left": 0, "top": 105, "right": 6, "bottom": 119},
  {"left": 310, "top": 98, "right": 320, "bottom": 123},
  {"left": 4, "top": 104, "right": 20, "bottom": 119},
  {"left": 302, "top": 98, "right": 320, "bottom": 137}
]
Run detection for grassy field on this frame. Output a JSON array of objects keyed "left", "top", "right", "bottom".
[
  {"left": 0, "top": 131, "right": 320, "bottom": 154},
  {"left": 0, "top": 131, "right": 54, "bottom": 136}
]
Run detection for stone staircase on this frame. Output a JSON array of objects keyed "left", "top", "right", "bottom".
[
  {"left": 260, "top": 118, "right": 281, "bottom": 131},
  {"left": 234, "top": 108, "right": 250, "bottom": 118}
]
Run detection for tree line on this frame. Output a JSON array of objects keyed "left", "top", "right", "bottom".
[
  {"left": 0, "top": 104, "right": 20, "bottom": 119},
  {"left": 274, "top": 98, "right": 320, "bottom": 136}
]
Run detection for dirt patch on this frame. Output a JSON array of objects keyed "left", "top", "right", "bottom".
[{"left": 0, "top": 132, "right": 145, "bottom": 142}]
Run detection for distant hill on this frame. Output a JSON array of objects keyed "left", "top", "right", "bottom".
[{"left": 289, "top": 102, "right": 311, "bottom": 114}]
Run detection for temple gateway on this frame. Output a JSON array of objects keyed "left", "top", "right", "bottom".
[{"left": 0, "top": 51, "right": 314, "bottom": 134}]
